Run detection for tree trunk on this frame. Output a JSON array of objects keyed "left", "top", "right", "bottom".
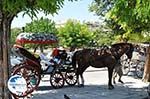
[
  {"left": 0, "top": 12, "right": 14, "bottom": 99},
  {"left": 142, "top": 46, "right": 150, "bottom": 98},
  {"left": 0, "top": 0, "right": 4, "bottom": 98},
  {"left": 142, "top": 46, "right": 150, "bottom": 82},
  {"left": 3, "top": 17, "right": 12, "bottom": 99},
  {"left": 0, "top": 11, "right": 4, "bottom": 99}
]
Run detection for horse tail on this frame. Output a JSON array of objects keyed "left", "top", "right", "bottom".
[{"left": 72, "top": 51, "right": 78, "bottom": 71}]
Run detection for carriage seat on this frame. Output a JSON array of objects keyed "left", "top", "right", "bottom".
[{"left": 12, "top": 44, "right": 40, "bottom": 66}]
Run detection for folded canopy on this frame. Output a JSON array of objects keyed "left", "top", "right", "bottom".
[{"left": 16, "top": 32, "right": 58, "bottom": 44}]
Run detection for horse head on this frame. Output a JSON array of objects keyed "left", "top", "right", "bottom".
[
  {"left": 111, "top": 43, "right": 134, "bottom": 59},
  {"left": 124, "top": 43, "right": 134, "bottom": 59}
]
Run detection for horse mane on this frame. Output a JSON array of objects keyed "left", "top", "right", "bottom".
[
  {"left": 111, "top": 42, "right": 130, "bottom": 47},
  {"left": 111, "top": 43, "right": 133, "bottom": 50}
]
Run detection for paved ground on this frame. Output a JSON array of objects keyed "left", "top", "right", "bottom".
[{"left": 32, "top": 67, "right": 149, "bottom": 99}]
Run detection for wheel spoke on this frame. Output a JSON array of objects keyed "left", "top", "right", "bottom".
[
  {"left": 50, "top": 72, "right": 64, "bottom": 89},
  {"left": 65, "top": 71, "right": 77, "bottom": 86}
]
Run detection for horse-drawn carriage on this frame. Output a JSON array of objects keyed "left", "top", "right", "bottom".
[{"left": 9, "top": 33, "right": 77, "bottom": 98}]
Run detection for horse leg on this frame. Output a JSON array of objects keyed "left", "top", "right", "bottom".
[
  {"left": 113, "top": 66, "right": 118, "bottom": 84},
  {"left": 77, "top": 73, "right": 80, "bottom": 86},
  {"left": 118, "top": 75, "right": 124, "bottom": 84},
  {"left": 80, "top": 65, "right": 89, "bottom": 87},
  {"left": 77, "top": 66, "right": 87, "bottom": 87},
  {"left": 108, "top": 67, "right": 114, "bottom": 90},
  {"left": 113, "top": 71, "right": 117, "bottom": 84},
  {"left": 117, "top": 66, "right": 124, "bottom": 84},
  {"left": 76, "top": 68, "right": 81, "bottom": 87},
  {"left": 77, "top": 74, "right": 84, "bottom": 87},
  {"left": 113, "top": 65, "right": 124, "bottom": 84},
  {"left": 80, "top": 73, "right": 85, "bottom": 87},
  {"left": 76, "top": 68, "right": 84, "bottom": 87}
]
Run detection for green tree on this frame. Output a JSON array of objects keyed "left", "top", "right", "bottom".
[
  {"left": 10, "top": 28, "right": 22, "bottom": 45},
  {"left": 106, "top": 0, "right": 150, "bottom": 34},
  {"left": 93, "top": 25, "right": 114, "bottom": 46},
  {"left": 24, "top": 17, "right": 58, "bottom": 52},
  {"left": 89, "top": 0, "right": 150, "bottom": 42},
  {"left": 89, "top": 0, "right": 126, "bottom": 41},
  {"left": 89, "top": 0, "right": 115, "bottom": 17},
  {"left": 0, "top": 0, "right": 77, "bottom": 98},
  {"left": 57, "top": 19, "right": 94, "bottom": 50},
  {"left": 25, "top": 17, "right": 57, "bottom": 33}
]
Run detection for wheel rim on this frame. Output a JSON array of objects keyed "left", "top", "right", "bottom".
[
  {"left": 65, "top": 71, "right": 77, "bottom": 86},
  {"left": 50, "top": 72, "right": 64, "bottom": 89},
  {"left": 136, "top": 61, "right": 144, "bottom": 78},
  {"left": 12, "top": 65, "right": 41, "bottom": 97}
]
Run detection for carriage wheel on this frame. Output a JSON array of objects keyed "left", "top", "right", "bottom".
[
  {"left": 65, "top": 70, "right": 77, "bottom": 86},
  {"left": 135, "top": 61, "right": 145, "bottom": 78},
  {"left": 12, "top": 65, "right": 41, "bottom": 97},
  {"left": 11, "top": 63, "right": 23, "bottom": 74},
  {"left": 121, "top": 59, "right": 130, "bottom": 75},
  {"left": 50, "top": 71, "right": 64, "bottom": 89}
]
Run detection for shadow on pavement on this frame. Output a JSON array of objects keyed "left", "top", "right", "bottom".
[{"left": 33, "top": 84, "right": 148, "bottom": 99}]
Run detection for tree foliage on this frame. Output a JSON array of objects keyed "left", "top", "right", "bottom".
[
  {"left": 57, "top": 19, "right": 94, "bottom": 48},
  {"left": 24, "top": 17, "right": 58, "bottom": 33},
  {"left": 2, "top": 0, "right": 77, "bottom": 18},
  {"left": 89, "top": 0, "right": 115, "bottom": 17},
  {"left": 10, "top": 28, "right": 22, "bottom": 45},
  {"left": 92, "top": 25, "right": 114, "bottom": 46},
  {"left": 89, "top": 0, "right": 125, "bottom": 40},
  {"left": 89, "top": 0, "right": 150, "bottom": 42},
  {"left": 106, "top": 0, "right": 150, "bottom": 33}
]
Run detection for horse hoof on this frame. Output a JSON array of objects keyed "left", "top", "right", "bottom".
[
  {"left": 118, "top": 80, "right": 124, "bottom": 84},
  {"left": 78, "top": 84, "right": 84, "bottom": 87},
  {"left": 113, "top": 81, "right": 116, "bottom": 84},
  {"left": 108, "top": 85, "right": 114, "bottom": 90},
  {"left": 81, "top": 84, "right": 84, "bottom": 87}
]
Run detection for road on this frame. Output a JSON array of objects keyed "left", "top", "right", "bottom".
[{"left": 32, "top": 67, "right": 148, "bottom": 99}]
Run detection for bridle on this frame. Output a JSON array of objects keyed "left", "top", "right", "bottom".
[{"left": 110, "top": 44, "right": 131, "bottom": 60}]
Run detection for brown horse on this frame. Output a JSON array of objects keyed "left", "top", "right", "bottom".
[{"left": 72, "top": 43, "right": 134, "bottom": 89}]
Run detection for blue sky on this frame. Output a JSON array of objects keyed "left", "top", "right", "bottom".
[{"left": 11, "top": 0, "right": 99, "bottom": 28}]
